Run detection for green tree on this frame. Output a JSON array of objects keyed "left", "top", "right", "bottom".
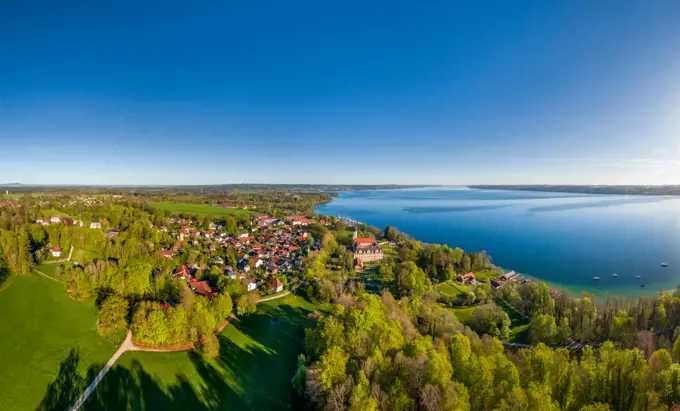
[{"left": 97, "top": 295, "right": 129, "bottom": 334}]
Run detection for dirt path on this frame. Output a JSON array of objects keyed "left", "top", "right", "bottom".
[
  {"left": 33, "top": 269, "right": 64, "bottom": 283},
  {"left": 70, "top": 331, "right": 134, "bottom": 411}
]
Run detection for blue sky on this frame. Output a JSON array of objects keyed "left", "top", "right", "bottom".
[{"left": 1, "top": 1, "right": 680, "bottom": 185}]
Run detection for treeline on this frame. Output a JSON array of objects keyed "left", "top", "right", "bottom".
[
  {"left": 146, "top": 191, "right": 334, "bottom": 216},
  {"left": 468, "top": 184, "right": 680, "bottom": 196},
  {"left": 502, "top": 281, "right": 680, "bottom": 348},
  {"left": 297, "top": 290, "right": 680, "bottom": 411}
]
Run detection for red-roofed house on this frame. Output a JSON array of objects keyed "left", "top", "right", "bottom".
[
  {"left": 175, "top": 265, "right": 191, "bottom": 280},
  {"left": 191, "top": 280, "right": 214, "bottom": 296},
  {"left": 270, "top": 278, "right": 283, "bottom": 293},
  {"left": 36, "top": 217, "right": 50, "bottom": 225},
  {"left": 292, "top": 217, "right": 311, "bottom": 226},
  {"left": 461, "top": 272, "right": 476, "bottom": 283},
  {"left": 249, "top": 257, "right": 263, "bottom": 268},
  {"left": 173, "top": 242, "right": 182, "bottom": 250},
  {"left": 161, "top": 250, "right": 174, "bottom": 259},
  {"left": 50, "top": 215, "right": 61, "bottom": 223},
  {"left": 51, "top": 247, "right": 62, "bottom": 257}
]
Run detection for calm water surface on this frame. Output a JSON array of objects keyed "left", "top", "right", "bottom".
[{"left": 315, "top": 187, "right": 680, "bottom": 297}]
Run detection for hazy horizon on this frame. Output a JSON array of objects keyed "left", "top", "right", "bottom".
[{"left": 2, "top": 1, "right": 680, "bottom": 185}]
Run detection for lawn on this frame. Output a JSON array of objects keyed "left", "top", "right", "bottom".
[
  {"left": 34, "top": 262, "right": 60, "bottom": 279},
  {"left": 71, "top": 248, "right": 103, "bottom": 264},
  {"left": 494, "top": 297, "right": 530, "bottom": 343},
  {"left": 451, "top": 306, "right": 477, "bottom": 324},
  {"left": 40, "top": 208, "right": 71, "bottom": 218},
  {"left": 83, "top": 295, "right": 322, "bottom": 411},
  {"left": 436, "top": 280, "right": 470, "bottom": 298},
  {"left": 0, "top": 272, "right": 118, "bottom": 411},
  {"left": 151, "top": 202, "right": 257, "bottom": 218}
]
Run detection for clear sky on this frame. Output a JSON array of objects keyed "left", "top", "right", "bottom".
[{"left": 1, "top": 1, "right": 680, "bottom": 185}]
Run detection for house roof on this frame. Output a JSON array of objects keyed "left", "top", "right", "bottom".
[
  {"left": 270, "top": 278, "right": 283, "bottom": 287},
  {"left": 354, "top": 238, "right": 375, "bottom": 245},
  {"left": 191, "top": 280, "right": 213, "bottom": 296}
]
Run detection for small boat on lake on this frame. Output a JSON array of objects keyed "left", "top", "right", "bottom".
[
  {"left": 661, "top": 263, "right": 669, "bottom": 267},
  {"left": 612, "top": 274, "right": 618, "bottom": 278},
  {"left": 636, "top": 275, "right": 642, "bottom": 279},
  {"left": 593, "top": 277, "right": 601, "bottom": 281}
]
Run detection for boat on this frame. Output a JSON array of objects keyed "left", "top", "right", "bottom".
[
  {"left": 593, "top": 277, "right": 601, "bottom": 281},
  {"left": 612, "top": 273, "right": 618, "bottom": 278},
  {"left": 636, "top": 275, "right": 641, "bottom": 279},
  {"left": 661, "top": 263, "right": 669, "bottom": 267}
]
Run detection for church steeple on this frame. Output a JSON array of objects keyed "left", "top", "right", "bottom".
[{"left": 353, "top": 227, "right": 358, "bottom": 240}]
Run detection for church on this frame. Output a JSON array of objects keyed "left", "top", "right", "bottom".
[{"left": 352, "top": 228, "right": 384, "bottom": 262}]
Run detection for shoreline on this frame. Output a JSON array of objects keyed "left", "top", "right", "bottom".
[{"left": 316, "top": 191, "right": 677, "bottom": 299}]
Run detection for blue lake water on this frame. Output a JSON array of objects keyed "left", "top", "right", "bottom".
[{"left": 315, "top": 187, "right": 680, "bottom": 297}]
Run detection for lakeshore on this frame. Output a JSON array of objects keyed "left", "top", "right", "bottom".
[{"left": 316, "top": 187, "right": 680, "bottom": 297}]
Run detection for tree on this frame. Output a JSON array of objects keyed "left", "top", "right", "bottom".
[
  {"left": 201, "top": 332, "right": 220, "bottom": 359},
  {"left": 236, "top": 294, "right": 257, "bottom": 316},
  {"left": 97, "top": 295, "right": 129, "bottom": 334},
  {"left": 318, "top": 346, "right": 349, "bottom": 391},
  {"left": 529, "top": 314, "right": 557, "bottom": 344}
]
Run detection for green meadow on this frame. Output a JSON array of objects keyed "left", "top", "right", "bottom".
[
  {"left": 84, "top": 294, "right": 321, "bottom": 410},
  {"left": 0, "top": 272, "right": 117, "bottom": 411},
  {"left": 150, "top": 202, "right": 257, "bottom": 218}
]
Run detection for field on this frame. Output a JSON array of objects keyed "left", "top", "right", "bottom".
[
  {"left": 84, "top": 294, "right": 321, "bottom": 410},
  {"left": 40, "top": 208, "right": 71, "bottom": 218},
  {"left": 494, "top": 297, "right": 530, "bottom": 343},
  {"left": 0, "top": 272, "right": 118, "bottom": 411},
  {"left": 450, "top": 306, "right": 477, "bottom": 323},
  {"left": 151, "top": 202, "right": 257, "bottom": 218},
  {"left": 34, "top": 262, "right": 59, "bottom": 279}
]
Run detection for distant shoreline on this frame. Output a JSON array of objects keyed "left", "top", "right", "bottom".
[{"left": 467, "top": 184, "right": 680, "bottom": 196}]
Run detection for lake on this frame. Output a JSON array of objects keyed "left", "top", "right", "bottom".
[{"left": 315, "top": 187, "right": 680, "bottom": 297}]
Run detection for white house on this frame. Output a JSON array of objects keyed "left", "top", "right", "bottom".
[
  {"left": 270, "top": 278, "right": 283, "bottom": 293},
  {"left": 51, "top": 248, "right": 62, "bottom": 257},
  {"left": 90, "top": 222, "right": 102, "bottom": 229},
  {"left": 50, "top": 216, "right": 61, "bottom": 223},
  {"left": 245, "top": 278, "right": 258, "bottom": 292}
]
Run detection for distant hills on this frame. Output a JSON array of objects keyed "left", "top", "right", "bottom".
[{"left": 468, "top": 185, "right": 680, "bottom": 196}]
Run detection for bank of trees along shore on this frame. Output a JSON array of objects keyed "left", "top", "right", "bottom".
[{"left": 298, "top": 221, "right": 680, "bottom": 410}]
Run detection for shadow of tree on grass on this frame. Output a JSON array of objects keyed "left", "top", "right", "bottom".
[
  {"left": 36, "top": 348, "right": 84, "bottom": 411},
  {"left": 37, "top": 303, "right": 317, "bottom": 410},
  {"left": 0, "top": 265, "right": 10, "bottom": 288}
]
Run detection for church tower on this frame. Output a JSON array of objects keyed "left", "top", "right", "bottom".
[{"left": 353, "top": 227, "right": 358, "bottom": 240}]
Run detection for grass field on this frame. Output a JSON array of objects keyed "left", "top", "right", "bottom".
[
  {"left": 436, "top": 280, "right": 470, "bottom": 298},
  {"left": 40, "top": 208, "right": 71, "bottom": 218},
  {"left": 71, "top": 248, "right": 103, "bottom": 264},
  {"left": 494, "top": 298, "right": 530, "bottom": 343},
  {"left": 84, "top": 294, "right": 321, "bottom": 410},
  {"left": 0, "top": 272, "right": 118, "bottom": 411},
  {"left": 451, "top": 306, "right": 477, "bottom": 323},
  {"left": 34, "top": 263, "right": 60, "bottom": 279},
  {"left": 151, "top": 202, "right": 257, "bottom": 218}
]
